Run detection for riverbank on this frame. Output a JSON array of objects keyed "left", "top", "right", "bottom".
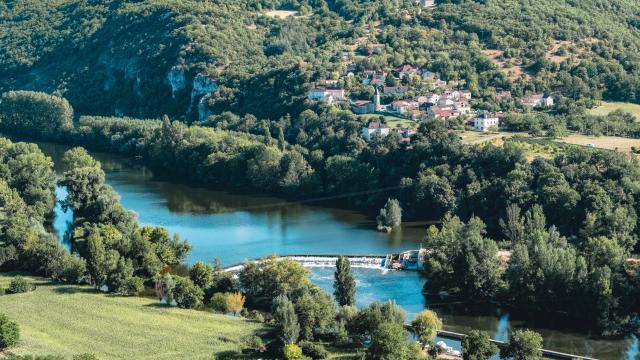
[
  {"left": 0, "top": 273, "right": 266, "bottom": 359},
  {"left": 20, "top": 139, "right": 640, "bottom": 360}
]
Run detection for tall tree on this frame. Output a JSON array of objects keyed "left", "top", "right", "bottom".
[
  {"left": 272, "top": 295, "right": 300, "bottom": 344},
  {"left": 334, "top": 256, "right": 356, "bottom": 306}
]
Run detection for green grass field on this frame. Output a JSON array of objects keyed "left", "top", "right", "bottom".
[
  {"left": 356, "top": 114, "right": 417, "bottom": 128},
  {"left": 589, "top": 102, "right": 640, "bottom": 120},
  {"left": 0, "top": 273, "right": 266, "bottom": 359}
]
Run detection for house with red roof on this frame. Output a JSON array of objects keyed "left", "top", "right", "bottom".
[{"left": 352, "top": 100, "right": 375, "bottom": 114}]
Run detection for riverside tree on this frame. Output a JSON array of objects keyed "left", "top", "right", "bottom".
[
  {"left": 411, "top": 309, "right": 442, "bottom": 345},
  {"left": 500, "top": 329, "right": 543, "bottom": 360},
  {"left": 462, "top": 330, "right": 498, "bottom": 360},
  {"left": 376, "top": 198, "right": 402, "bottom": 231},
  {"left": 334, "top": 256, "right": 356, "bottom": 306}
]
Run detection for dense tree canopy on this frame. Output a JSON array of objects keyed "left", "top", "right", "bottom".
[{"left": 4, "top": 0, "right": 640, "bottom": 120}]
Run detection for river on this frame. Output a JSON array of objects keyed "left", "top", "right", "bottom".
[{"left": 35, "top": 141, "right": 636, "bottom": 360}]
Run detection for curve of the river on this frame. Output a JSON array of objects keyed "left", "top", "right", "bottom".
[{"left": 35, "top": 141, "right": 636, "bottom": 360}]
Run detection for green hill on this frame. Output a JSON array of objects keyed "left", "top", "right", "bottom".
[{"left": 3, "top": 0, "right": 640, "bottom": 119}]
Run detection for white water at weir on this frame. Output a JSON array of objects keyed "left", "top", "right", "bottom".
[
  {"left": 223, "top": 255, "right": 387, "bottom": 273},
  {"left": 286, "top": 255, "right": 385, "bottom": 269}
]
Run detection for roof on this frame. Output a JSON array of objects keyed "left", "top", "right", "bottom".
[
  {"left": 353, "top": 100, "right": 373, "bottom": 106},
  {"left": 476, "top": 112, "right": 499, "bottom": 119},
  {"left": 366, "top": 121, "right": 388, "bottom": 129},
  {"left": 395, "top": 65, "right": 417, "bottom": 72},
  {"left": 526, "top": 94, "right": 545, "bottom": 100},
  {"left": 430, "top": 107, "right": 456, "bottom": 117}
]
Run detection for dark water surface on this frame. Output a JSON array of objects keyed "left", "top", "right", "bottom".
[{"left": 34, "top": 141, "right": 636, "bottom": 360}]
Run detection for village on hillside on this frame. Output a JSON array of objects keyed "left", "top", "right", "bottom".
[{"left": 307, "top": 54, "right": 555, "bottom": 143}]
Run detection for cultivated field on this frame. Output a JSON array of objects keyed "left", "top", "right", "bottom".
[
  {"left": 0, "top": 274, "right": 265, "bottom": 360},
  {"left": 554, "top": 134, "right": 640, "bottom": 153},
  {"left": 589, "top": 102, "right": 640, "bottom": 120},
  {"left": 357, "top": 114, "right": 417, "bottom": 128},
  {"left": 457, "top": 130, "right": 519, "bottom": 145}
]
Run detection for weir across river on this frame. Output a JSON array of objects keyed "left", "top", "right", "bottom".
[
  {"left": 222, "top": 253, "right": 388, "bottom": 272},
  {"left": 224, "top": 253, "right": 599, "bottom": 360},
  {"left": 222, "top": 250, "right": 429, "bottom": 272}
]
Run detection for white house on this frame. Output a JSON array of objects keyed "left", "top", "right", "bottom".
[
  {"left": 362, "top": 121, "right": 390, "bottom": 141},
  {"left": 308, "top": 87, "right": 345, "bottom": 104},
  {"left": 414, "top": 0, "right": 435, "bottom": 7},
  {"left": 474, "top": 113, "right": 500, "bottom": 132},
  {"left": 437, "top": 95, "right": 455, "bottom": 107},
  {"left": 520, "top": 94, "right": 554, "bottom": 108}
]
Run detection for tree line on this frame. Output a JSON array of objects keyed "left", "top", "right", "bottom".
[{"left": 2, "top": 91, "right": 640, "bottom": 336}]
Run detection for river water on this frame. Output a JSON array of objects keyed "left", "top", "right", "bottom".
[{"left": 35, "top": 141, "right": 636, "bottom": 360}]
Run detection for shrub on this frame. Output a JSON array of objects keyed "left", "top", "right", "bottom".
[
  {"left": 283, "top": 343, "right": 306, "bottom": 360},
  {"left": 6, "top": 277, "right": 34, "bottom": 294},
  {"left": 0, "top": 313, "right": 19, "bottom": 350},
  {"left": 121, "top": 277, "right": 144, "bottom": 296},
  {"left": 211, "top": 292, "right": 228, "bottom": 313},
  {"left": 246, "top": 310, "right": 265, "bottom": 322},
  {"left": 173, "top": 276, "right": 204, "bottom": 309},
  {"left": 243, "top": 335, "right": 265, "bottom": 352},
  {"left": 60, "top": 256, "right": 87, "bottom": 284},
  {"left": 300, "top": 341, "right": 328, "bottom": 360},
  {"left": 225, "top": 292, "right": 245, "bottom": 315}
]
